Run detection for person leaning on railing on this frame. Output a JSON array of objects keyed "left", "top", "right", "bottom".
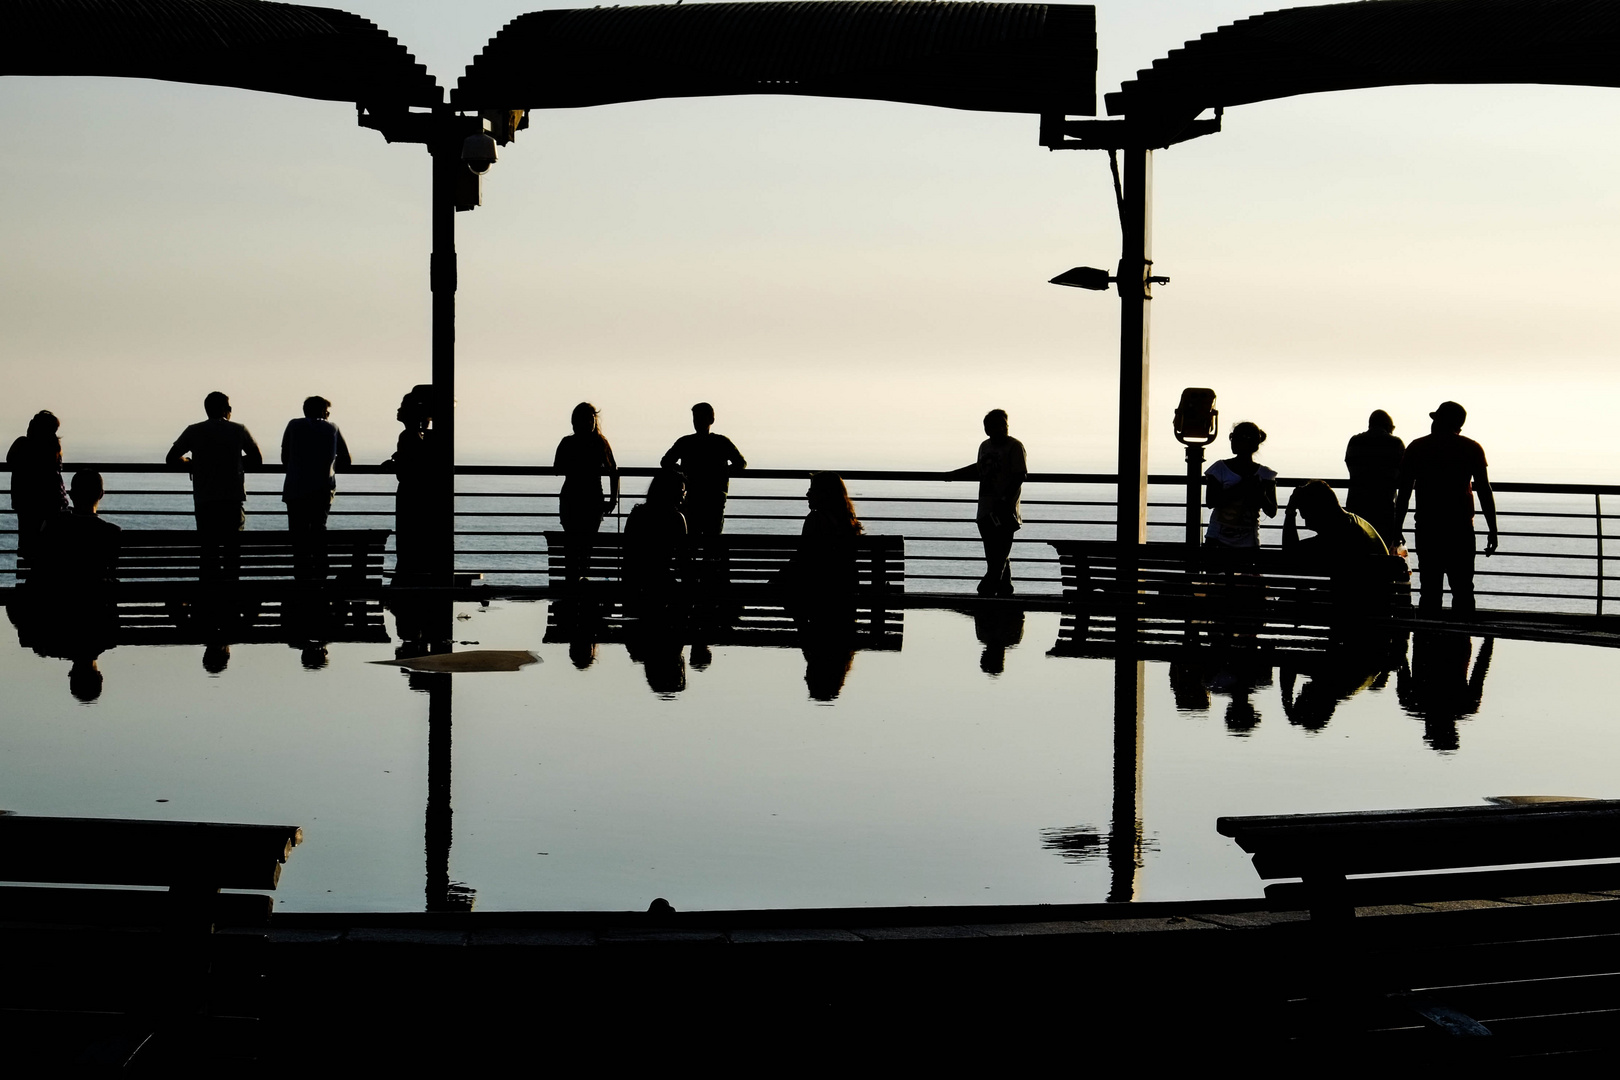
[{"left": 6, "top": 409, "right": 70, "bottom": 559}]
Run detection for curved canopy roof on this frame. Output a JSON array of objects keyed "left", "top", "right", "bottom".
[
  {"left": 1, "top": 0, "right": 439, "bottom": 107},
  {"left": 1108, "top": 0, "right": 1620, "bottom": 145},
  {"left": 453, "top": 1, "right": 1094, "bottom": 115}
]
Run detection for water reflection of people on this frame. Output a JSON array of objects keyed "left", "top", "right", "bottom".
[
  {"left": 553, "top": 403, "right": 619, "bottom": 588},
  {"left": 659, "top": 403, "right": 746, "bottom": 536},
  {"left": 1398, "top": 632, "right": 1492, "bottom": 751},
  {"left": 1344, "top": 410, "right": 1405, "bottom": 549},
  {"left": 628, "top": 633, "right": 687, "bottom": 697},
  {"left": 974, "top": 607, "right": 1025, "bottom": 676},
  {"left": 1204, "top": 662, "right": 1273, "bottom": 734},
  {"left": 1279, "top": 658, "right": 1387, "bottom": 732},
  {"left": 6, "top": 410, "right": 69, "bottom": 558},
  {"left": 7, "top": 470, "right": 121, "bottom": 702},
  {"left": 203, "top": 643, "right": 231, "bottom": 674},
  {"left": 802, "top": 641, "right": 855, "bottom": 702}
]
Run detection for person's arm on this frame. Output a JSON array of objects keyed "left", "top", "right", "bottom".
[
  {"left": 727, "top": 438, "right": 747, "bottom": 474},
  {"left": 1260, "top": 477, "right": 1279, "bottom": 519},
  {"left": 1281, "top": 490, "right": 1302, "bottom": 552},
  {"left": 604, "top": 444, "right": 620, "bottom": 512},
  {"left": 659, "top": 439, "right": 681, "bottom": 471},
  {"left": 947, "top": 463, "right": 979, "bottom": 479},
  {"left": 334, "top": 427, "right": 352, "bottom": 470},
  {"left": 242, "top": 428, "right": 264, "bottom": 468},
  {"left": 1393, "top": 450, "right": 1415, "bottom": 544},
  {"left": 165, "top": 429, "right": 190, "bottom": 467},
  {"left": 1476, "top": 463, "right": 1499, "bottom": 556}
]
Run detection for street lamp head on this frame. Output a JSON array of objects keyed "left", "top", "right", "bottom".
[
  {"left": 1048, "top": 266, "right": 1114, "bottom": 291},
  {"left": 461, "top": 132, "right": 498, "bottom": 174}
]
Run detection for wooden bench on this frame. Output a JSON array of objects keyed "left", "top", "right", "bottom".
[
  {"left": 1049, "top": 540, "right": 1409, "bottom": 652},
  {"left": 542, "top": 532, "right": 904, "bottom": 649},
  {"left": 19, "top": 528, "right": 390, "bottom": 589},
  {"left": 0, "top": 813, "right": 302, "bottom": 1067},
  {"left": 543, "top": 531, "right": 904, "bottom": 598},
  {"left": 1219, "top": 801, "right": 1620, "bottom": 1054}
]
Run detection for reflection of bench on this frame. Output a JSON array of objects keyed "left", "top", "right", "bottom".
[
  {"left": 0, "top": 813, "right": 302, "bottom": 1066},
  {"left": 1048, "top": 540, "right": 1408, "bottom": 651},
  {"left": 543, "top": 531, "right": 904, "bottom": 599},
  {"left": 1219, "top": 801, "right": 1620, "bottom": 1050},
  {"left": 20, "top": 528, "right": 390, "bottom": 588}
]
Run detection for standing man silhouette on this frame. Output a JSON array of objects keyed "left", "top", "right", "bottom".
[
  {"left": 1344, "top": 409, "right": 1405, "bottom": 548},
  {"left": 281, "top": 395, "right": 352, "bottom": 533},
  {"left": 166, "top": 391, "right": 262, "bottom": 580},
  {"left": 965, "top": 408, "right": 1026, "bottom": 597},
  {"left": 660, "top": 403, "right": 746, "bottom": 536},
  {"left": 1393, "top": 401, "right": 1497, "bottom": 615}
]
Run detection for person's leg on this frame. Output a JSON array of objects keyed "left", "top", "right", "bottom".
[
  {"left": 685, "top": 493, "right": 725, "bottom": 537},
  {"left": 1448, "top": 527, "right": 1479, "bottom": 615},
  {"left": 1415, "top": 530, "right": 1449, "bottom": 612},
  {"left": 977, "top": 521, "right": 1013, "bottom": 595}
]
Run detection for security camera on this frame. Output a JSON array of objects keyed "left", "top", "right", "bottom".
[{"left": 461, "top": 132, "right": 498, "bottom": 175}]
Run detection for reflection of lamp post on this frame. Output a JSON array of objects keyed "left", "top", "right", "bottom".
[{"left": 1173, "top": 388, "right": 1218, "bottom": 551}]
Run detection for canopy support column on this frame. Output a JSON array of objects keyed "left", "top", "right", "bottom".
[{"left": 428, "top": 138, "right": 459, "bottom": 591}]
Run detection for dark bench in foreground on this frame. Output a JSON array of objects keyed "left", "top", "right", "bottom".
[
  {"left": 1219, "top": 800, "right": 1620, "bottom": 1054},
  {"left": 0, "top": 813, "right": 302, "bottom": 1068},
  {"left": 1049, "top": 539, "right": 1410, "bottom": 652},
  {"left": 20, "top": 528, "right": 390, "bottom": 590}
]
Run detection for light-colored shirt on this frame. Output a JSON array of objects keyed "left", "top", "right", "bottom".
[
  {"left": 976, "top": 436, "right": 1027, "bottom": 528},
  {"left": 1205, "top": 459, "right": 1278, "bottom": 548}
]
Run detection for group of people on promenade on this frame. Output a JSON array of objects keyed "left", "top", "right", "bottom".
[
  {"left": 1203, "top": 400, "right": 1496, "bottom": 614},
  {"left": 10, "top": 388, "right": 1493, "bottom": 612}
]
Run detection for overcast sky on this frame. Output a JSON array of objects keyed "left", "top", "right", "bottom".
[{"left": 4, "top": 0, "right": 1619, "bottom": 480}]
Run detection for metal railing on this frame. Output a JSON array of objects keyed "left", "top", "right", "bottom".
[{"left": 3, "top": 464, "right": 1616, "bottom": 614}]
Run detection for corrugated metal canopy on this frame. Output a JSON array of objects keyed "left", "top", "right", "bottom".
[
  {"left": 1108, "top": 0, "right": 1620, "bottom": 144},
  {"left": 452, "top": 2, "right": 1094, "bottom": 115},
  {"left": 1, "top": 0, "right": 440, "bottom": 107}
]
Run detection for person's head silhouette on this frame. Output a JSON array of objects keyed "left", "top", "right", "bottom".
[
  {"left": 1430, "top": 401, "right": 1467, "bottom": 434},
  {"left": 397, "top": 385, "right": 433, "bottom": 429},
  {"left": 203, "top": 644, "right": 231, "bottom": 674},
  {"left": 646, "top": 469, "right": 685, "bottom": 508},
  {"left": 983, "top": 408, "right": 1009, "bottom": 440},
  {"left": 571, "top": 402, "right": 600, "bottom": 437},
  {"left": 204, "top": 392, "right": 231, "bottom": 420},
  {"left": 69, "top": 471, "right": 104, "bottom": 514},
  {"left": 1229, "top": 420, "right": 1267, "bottom": 458},
  {"left": 807, "top": 472, "right": 861, "bottom": 531},
  {"left": 26, "top": 409, "right": 60, "bottom": 441},
  {"left": 1368, "top": 409, "right": 1395, "bottom": 434},
  {"left": 691, "top": 402, "right": 714, "bottom": 433},
  {"left": 1291, "top": 479, "right": 1342, "bottom": 531},
  {"left": 303, "top": 396, "right": 332, "bottom": 420},
  {"left": 68, "top": 658, "right": 104, "bottom": 703}
]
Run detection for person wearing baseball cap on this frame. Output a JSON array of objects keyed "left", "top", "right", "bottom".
[{"left": 1393, "top": 401, "right": 1497, "bottom": 615}]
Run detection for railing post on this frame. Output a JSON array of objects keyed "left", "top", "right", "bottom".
[
  {"left": 1184, "top": 444, "right": 1204, "bottom": 550},
  {"left": 1597, "top": 492, "right": 1605, "bottom": 617}
]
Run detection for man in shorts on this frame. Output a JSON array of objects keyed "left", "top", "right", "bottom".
[{"left": 1393, "top": 401, "right": 1497, "bottom": 615}]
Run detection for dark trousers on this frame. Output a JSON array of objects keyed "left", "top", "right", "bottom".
[
  {"left": 195, "top": 501, "right": 245, "bottom": 582},
  {"left": 684, "top": 492, "right": 727, "bottom": 537},
  {"left": 1418, "top": 525, "right": 1477, "bottom": 613},
  {"left": 977, "top": 520, "right": 1016, "bottom": 595},
  {"left": 559, "top": 506, "right": 604, "bottom": 585},
  {"left": 287, "top": 494, "right": 333, "bottom": 582}
]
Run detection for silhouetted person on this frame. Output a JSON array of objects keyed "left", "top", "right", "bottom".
[
  {"left": 6, "top": 410, "right": 69, "bottom": 558},
  {"left": 1282, "top": 479, "right": 1387, "bottom": 570},
  {"left": 1204, "top": 421, "right": 1277, "bottom": 558},
  {"left": 282, "top": 395, "right": 352, "bottom": 531},
  {"left": 384, "top": 384, "right": 449, "bottom": 583},
  {"left": 167, "top": 391, "right": 262, "bottom": 581},
  {"left": 1394, "top": 401, "right": 1498, "bottom": 615},
  {"left": 787, "top": 472, "right": 862, "bottom": 600},
  {"left": 1397, "top": 632, "right": 1492, "bottom": 751},
  {"left": 974, "top": 607, "right": 1025, "bottom": 676},
  {"left": 553, "top": 402, "right": 619, "bottom": 588},
  {"left": 954, "top": 409, "right": 1026, "bottom": 596},
  {"left": 38, "top": 470, "right": 122, "bottom": 586},
  {"left": 802, "top": 641, "right": 855, "bottom": 702},
  {"left": 623, "top": 469, "right": 688, "bottom": 607},
  {"left": 1344, "top": 410, "right": 1404, "bottom": 548},
  {"left": 660, "top": 403, "right": 746, "bottom": 536},
  {"left": 1280, "top": 657, "right": 1384, "bottom": 732}
]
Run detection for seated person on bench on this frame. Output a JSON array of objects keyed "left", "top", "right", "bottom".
[
  {"left": 1281, "top": 479, "right": 1390, "bottom": 584},
  {"left": 37, "top": 470, "right": 122, "bottom": 587},
  {"left": 623, "top": 469, "right": 688, "bottom": 605}
]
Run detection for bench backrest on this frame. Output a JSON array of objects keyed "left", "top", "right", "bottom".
[
  {"left": 1218, "top": 801, "right": 1620, "bottom": 880},
  {"left": 544, "top": 532, "right": 905, "bottom": 595},
  {"left": 20, "top": 528, "right": 391, "bottom": 584},
  {"left": 0, "top": 814, "right": 303, "bottom": 891}
]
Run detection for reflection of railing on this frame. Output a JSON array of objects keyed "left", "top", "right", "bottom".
[{"left": 3, "top": 464, "right": 1618, "bottom": 613}]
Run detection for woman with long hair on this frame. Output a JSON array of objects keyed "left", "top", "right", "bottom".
[
  {"left": 789, "top": 472, "right": 863, "bottom": 595},
  {"left": 6, "top": 410, "right": 70, "bottom": 558},
  {"left": 553, "top": 402, "right": 619, "bottom": 586}
]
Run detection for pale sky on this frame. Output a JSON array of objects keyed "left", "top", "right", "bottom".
[{"left": 3, "top": 0, "right": 1619, "bottom": 480}]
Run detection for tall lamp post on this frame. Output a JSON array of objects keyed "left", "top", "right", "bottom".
[{"left": 1172, "top": 387, "right": 1217, "bottom": 551}]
